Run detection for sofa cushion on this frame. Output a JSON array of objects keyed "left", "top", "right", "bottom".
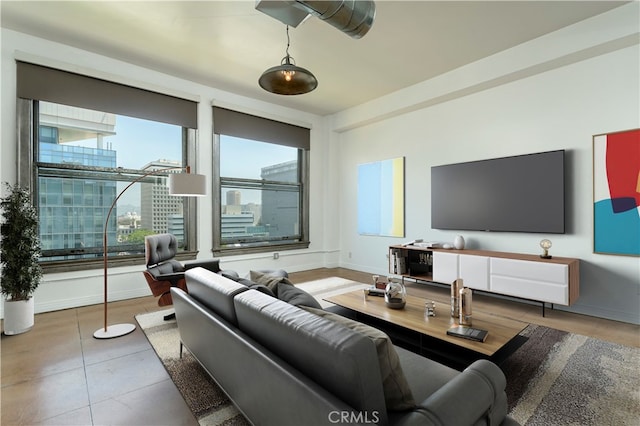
[
  {"left": 249, "top": 270, "right": 292, "bottom": 292},
  {"left": 184, "top": 267, "right": 248, "bottom": 325},
  {"left": 234, "top": 290, "right": 389, "bottom": 423},
  {"left": 303, "top": 306, "right": 416, "bottom": 411},
  {"left": 275, "top": 282, "right": 322, "bottom": 309}
]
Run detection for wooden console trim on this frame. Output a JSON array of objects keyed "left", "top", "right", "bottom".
[
  {"left": 389, "top": 245, "right": 580, "bottom": 306},
  {"left": 431, "top": 247, "right": 578, "bottom": 266}
]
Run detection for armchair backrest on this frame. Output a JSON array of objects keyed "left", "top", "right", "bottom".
[{"left": 145, "top": 233, "right": 180, "bottom": 267}]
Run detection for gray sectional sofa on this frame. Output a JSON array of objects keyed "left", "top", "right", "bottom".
[{"left": 171, "top": 267, "right": 519, "bottom": 426}]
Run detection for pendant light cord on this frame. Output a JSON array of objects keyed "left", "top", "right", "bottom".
[{"left": 285, "top": 25, "right": 291, "bottom": 58}]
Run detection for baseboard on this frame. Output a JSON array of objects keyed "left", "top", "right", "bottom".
[
  {"left": 33, "top": 288, "right": 151, "bottom": 315},
  {"left": 559, "top": 303, "right": 640, "bottom": 325}
]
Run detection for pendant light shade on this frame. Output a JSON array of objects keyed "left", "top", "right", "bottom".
[
  {"left": 259, "top": 26, "right": 317, "bottom": 95},
  {"left": 259, "top": 56, "right": 317, "bottom": 95}
]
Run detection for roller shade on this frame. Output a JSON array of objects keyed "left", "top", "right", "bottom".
[
  {"left": 213, "top": 107, "right": 309, "bottom": 150},
  {"left": 16, "top": 61, "right": 197, "bottom": 128}
]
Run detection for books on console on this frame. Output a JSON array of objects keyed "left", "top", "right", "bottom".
[
  {"left": 446, "top": 326, "right": 489, "bottom": 342},
  {"left": 389, "top": 249, "right": 408, "bottom": 274},
  {"left": 415, "top": 241, "right": 444, "bottom": 248}
]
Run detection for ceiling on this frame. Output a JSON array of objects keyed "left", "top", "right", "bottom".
[{"left": 0, "top": 1, "right": 627, "bottom": 116}]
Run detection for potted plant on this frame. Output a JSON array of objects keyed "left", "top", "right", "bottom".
[{"left": 1, "top": 183, "right": 43, "bottom": 335}]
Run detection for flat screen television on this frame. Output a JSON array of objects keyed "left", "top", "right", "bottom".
[{"left": 431, "top": 150, "right": 565, "bottom": 233}]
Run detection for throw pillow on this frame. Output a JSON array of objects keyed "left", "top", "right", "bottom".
[
  {"left": 220, "top": 270, "right": 240, "bottom": 280},
  {"left": 302, "top": 306, "right": 416, "bottom": 411},
  {"left": 249, "top": 270, "right": 292, "bottom": 293},
  {"left": 235, "top": 277, "right": 276, "bottom": 298},
  {"left": 275, "top": 282, "right": 322, "bottom": 309}
]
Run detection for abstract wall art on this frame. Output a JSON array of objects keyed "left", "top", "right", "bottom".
[
  {"left": 593, "top": 128, "right": 640, "bottom": 256},
  {"left": 357, "top": 157, "right": 405, "bottom": 237}
]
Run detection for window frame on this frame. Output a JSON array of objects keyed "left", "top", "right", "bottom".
[
  {"left": 17, "top": 99, "right": 200, "bottom": 274},
  {"left": 211, "top": 109, "right": 310, "bottom": 256}
]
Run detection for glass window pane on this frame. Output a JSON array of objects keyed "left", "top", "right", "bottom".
[
  {"left": 260, "top": 188, "right": 300, "bottom": 238},
  {"left": 220, "top": 185, "right": 300, "bottom": 246},
  {"left": 220, "top": 135, "right": 298, "bottom": 183},
  {"left": 37, "top": 101, "right": 186, "bottom": 262},
  {"left": 214, "top": 118, "right": 308, "bottom": 254},
  {"left": 39, "top": 101, "right": 181, "bottom": 169}
]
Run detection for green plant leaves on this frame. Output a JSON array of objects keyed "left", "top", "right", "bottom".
[{"left": 1, "top": 183, "right": 43, "bottom": 301}]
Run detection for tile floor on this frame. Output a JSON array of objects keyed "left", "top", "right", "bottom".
[
  {"left": 1, "top": 268, "right": 638, "bottom": 425},
  {"left": 2, "top": 294, "right": 197, "bottom": 426}
]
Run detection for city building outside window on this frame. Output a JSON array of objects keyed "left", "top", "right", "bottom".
[
  {"left": 34, "top": 101, "right": 186, "bottom": 265},
  {"left": 212, "top": 107, "right": 310, "bottom": 255},
  {"left": 16, "top": 62, "right": 199, "bottom": 272}
]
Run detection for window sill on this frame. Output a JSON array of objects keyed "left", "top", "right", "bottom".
[
  {"left": 40, "top": 251, "right": 200, "bottom": 274},
  {"left": 213, "top": 241, "right": 310, "bottom": 257}
]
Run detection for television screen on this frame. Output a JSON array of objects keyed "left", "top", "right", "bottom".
[{"left": 431, "top": 150, "right": 565, "bottom": 233}]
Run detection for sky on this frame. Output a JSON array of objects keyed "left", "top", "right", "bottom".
[
  {"left": 72, "top": 115, "right": 182, "bottom": 210},
  {"left": 108, "top": 116, "right": 182, "bottom": 170},
  {"left": 77, "top": 116, "right": 296, "bottom": 208},
  {"left": 57, "top": 103, "right": 297, "bottom": 210}
]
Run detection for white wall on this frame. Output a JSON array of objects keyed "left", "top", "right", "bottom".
[
  {"left": 2, "top": 3, "right": 639, "bottom": 325},
  {"left": 333, "top": 3, "right": 640, "bottom": 324},
  {"left": 0, "top": 29, "right": 333, "bottom": 317}
]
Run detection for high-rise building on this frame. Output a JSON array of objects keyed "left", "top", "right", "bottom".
[
  {"left": 260, "top": 160, "right": 299, "bottom": 238},
  {"left": 219, "top": 161, "right": 297, "bottom": 244},
  {"left": 226, "top": 190, "right": 241, "bottom": 206},
  {"left": 140, "top": 159, "right": 184, "bottom": 234},
  {"left": 223, "top": 190, "right": 243, "bottom": 215},
  {"left": 38, "top": 103, "right": 118, "bottom": 259},
  {"left": 221, "top": 212, "right": 256, "bottom": 240},
  {"left": 168, "top": 214, "right": 185, "bottom": 244}
]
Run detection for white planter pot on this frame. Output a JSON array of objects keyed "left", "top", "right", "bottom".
[{"left": 3, "top": 297, "right": 35, "bottom": 335}]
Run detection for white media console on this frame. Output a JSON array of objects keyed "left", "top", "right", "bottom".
[{"left": 389, "top": 245, "right": 579, "bottom": 316}]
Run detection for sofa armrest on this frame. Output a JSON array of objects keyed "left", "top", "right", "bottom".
[
  {"left": 410, "top": 359, "right": 509, "bottom": 426},
  {"left": 184, "top": 259, "right": 221, "bottom": 273}
]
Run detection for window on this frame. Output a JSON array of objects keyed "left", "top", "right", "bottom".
[
  {"left": 212, "top": 107, "right": 310, "bottom": 255},
  {"left": 16, "top": 62, "right": 199, "bottom": 272}
]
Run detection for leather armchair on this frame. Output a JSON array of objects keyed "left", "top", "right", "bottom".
[{"left": 142, "top": 233, "right": 233, "bottom": 318}]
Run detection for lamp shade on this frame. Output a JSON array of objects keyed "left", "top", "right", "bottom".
[
  {"left": 167, "top": 173, "right": 206, "bottom": 196},
  {"left": 259, "top": 56, "right": 318, "bottom": 95}
]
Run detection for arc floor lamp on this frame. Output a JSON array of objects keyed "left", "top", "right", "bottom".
[{"left": 94, "top": 166, "right": 206, "bottom": 339}]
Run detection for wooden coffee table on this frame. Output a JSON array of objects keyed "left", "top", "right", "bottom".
[{"left": 324, "top": 290, "right": 528, "bottom": 357}]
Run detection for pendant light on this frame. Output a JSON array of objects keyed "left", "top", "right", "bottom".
[{"left": 259, "top": 26, "right": 317, "bottom": 95}]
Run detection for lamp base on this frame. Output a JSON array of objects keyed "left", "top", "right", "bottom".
[
  {"left": 93, "top": 323, "right": 136, "bottom": 339},
  {"left": 540, "top": 254, "right": 553, "bottom": 259}
]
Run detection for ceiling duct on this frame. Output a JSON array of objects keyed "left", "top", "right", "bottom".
[
  {"left": 296, "top": 1, "right": 376, "bottom": 39},
  {"left": 255, "top": 0, "right": 376, "bottom": 39}
]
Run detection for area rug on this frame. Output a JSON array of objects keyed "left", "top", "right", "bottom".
[
  {"left": 136, "top": 278, "right": 639, "bottom": 426},
  {"left": 294, "top": 276, "right": 369, "bottom": 308},
  {"left": 499, "top": 324, "right": 639, "bottom": 425}
]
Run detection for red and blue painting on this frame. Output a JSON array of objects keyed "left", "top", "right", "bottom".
[{"left": 593, "top": 128, "right": 640, "bottom": 256}]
